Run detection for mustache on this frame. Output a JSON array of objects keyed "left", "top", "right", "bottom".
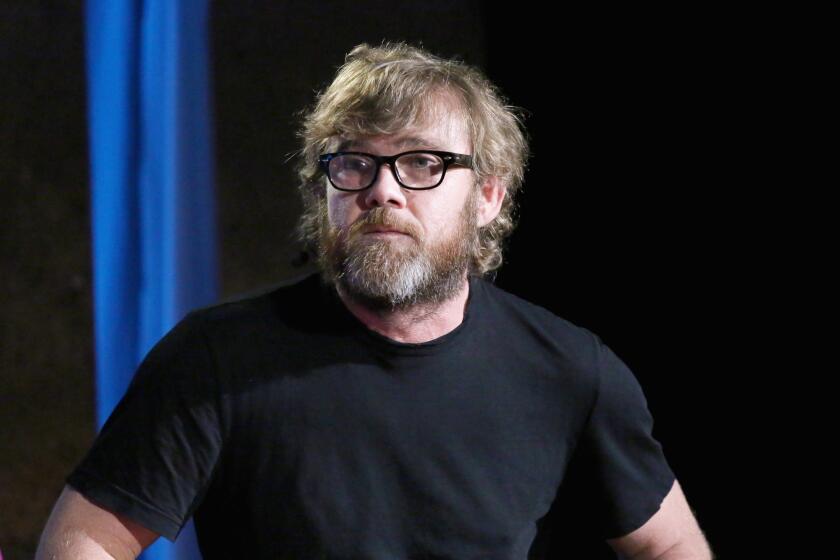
[{"left": 349, "top": 208, "right": 419, "bottom": 238}]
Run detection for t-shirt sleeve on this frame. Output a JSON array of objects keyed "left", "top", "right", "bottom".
[
  {"left": 66, "top": 311, "right": 225, "bottom": 542},
  {"left": 565, "top": 332, "right": 677, "bottom": 540}
]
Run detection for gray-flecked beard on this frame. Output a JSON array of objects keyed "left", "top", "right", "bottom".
[{"left": 316, "top": 190, "right": 480, "bottom": 312}]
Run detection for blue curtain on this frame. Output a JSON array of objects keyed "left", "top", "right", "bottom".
[{"left": 85, "top": 1, "right": 217, "bottom": 559}]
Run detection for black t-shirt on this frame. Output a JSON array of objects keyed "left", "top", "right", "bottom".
[{"left": 67, "top": 271, "right": 676, "bottom": 559}]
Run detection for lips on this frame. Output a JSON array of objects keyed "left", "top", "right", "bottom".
[{"left": 363, "top": 226, "right": 407, "bottom": 235}]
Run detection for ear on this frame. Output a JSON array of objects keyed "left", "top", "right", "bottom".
[{"left": 476, "top": 175, "right": 506, "bottom": 228}]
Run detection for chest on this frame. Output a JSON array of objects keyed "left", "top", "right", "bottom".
[{"left": 211, "top": 358, "right": 586, "bottom": 556}]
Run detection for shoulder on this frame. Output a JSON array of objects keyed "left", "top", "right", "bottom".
[
  {"left": 474, "top": 275, "right": 603, "bottom": 362},
  {"left": 128, "top": 272, "right": 325, "bottom": 393},
  {"left": 183, "top": 270, "right": 324, "bottom": 334}
]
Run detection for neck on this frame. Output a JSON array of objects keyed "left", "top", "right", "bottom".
[{"left": 335, "top": 276, "right": 471, "bottom": 344}]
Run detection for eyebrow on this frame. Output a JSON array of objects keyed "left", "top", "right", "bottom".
[{"left": 337, "top": 135, "right": 446, "bottom": 152}]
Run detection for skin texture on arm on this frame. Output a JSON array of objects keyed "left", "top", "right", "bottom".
[
  {"left": 35, "top": 485, "right": 159, "bottom": 560},
  {"left": 606, "top": 479, "right": 715, "bottom": 560}
]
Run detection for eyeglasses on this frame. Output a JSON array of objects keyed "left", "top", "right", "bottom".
[{"left": 318, "top": 150, "right": 474, "bottom": 191}]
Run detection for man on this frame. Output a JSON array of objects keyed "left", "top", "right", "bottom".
[{"left": 37, "top": 41, "right": 713, "bottom": 559}]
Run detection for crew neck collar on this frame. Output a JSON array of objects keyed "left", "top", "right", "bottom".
[{"left": 317, "top": 273, "right": 481, "bottom": 356}]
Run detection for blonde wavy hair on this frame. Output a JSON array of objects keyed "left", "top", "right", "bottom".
[{"left": 291, "top": 40, "right": 531, "bottom": 278}]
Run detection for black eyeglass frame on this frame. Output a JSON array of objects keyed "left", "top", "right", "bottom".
[{"left": 318, "top": 150, "right": 474, "bottom": 191}]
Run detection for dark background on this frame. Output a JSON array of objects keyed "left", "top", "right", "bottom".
[{"left": 0, "top": 2, "right": 741, "bottom": 558}]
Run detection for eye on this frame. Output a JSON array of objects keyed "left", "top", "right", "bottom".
[
  {"left": 341, "top": 155, "right": 372, "bottom": 171},
  {"left": 403, "top": 154, "right": 437, "bottom": 168}
]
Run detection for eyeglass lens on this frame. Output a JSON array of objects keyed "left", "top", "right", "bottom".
[{"left": 328, "top": 153, "right": 445, "bottom": 189}]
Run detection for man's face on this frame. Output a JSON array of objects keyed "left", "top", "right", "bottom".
[{"left": 316, "top": 113, "right": 481, "bottom": 311}]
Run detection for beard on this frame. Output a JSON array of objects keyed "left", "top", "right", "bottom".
[{"left": 315, "top": 187, "right": 480, "bottom": 312}]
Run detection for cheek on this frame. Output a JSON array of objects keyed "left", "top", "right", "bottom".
[
  {"left": 326, "top": 195, "right": 352, "bottom": 228},
  {"left": 422, "top": 207, "right": 458, "bottom": 239}
]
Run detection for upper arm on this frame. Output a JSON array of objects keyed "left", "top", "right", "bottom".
[
  {"left": 605, "top": 478, "right": 710, "bottom": 559},
  {"left": 36, "top": 484, "right": 160, "bottom": 560}
]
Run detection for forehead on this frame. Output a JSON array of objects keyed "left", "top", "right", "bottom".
[
  {"left": 336, "top": 108, "right": 471, "bottom": 154},
  {"left": 338, "top": 134, "right": 448, "bottom": 153}
]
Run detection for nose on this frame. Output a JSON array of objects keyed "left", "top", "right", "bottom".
[{"left": 363, "top": 161, "right": 407, "bottom": 209}]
